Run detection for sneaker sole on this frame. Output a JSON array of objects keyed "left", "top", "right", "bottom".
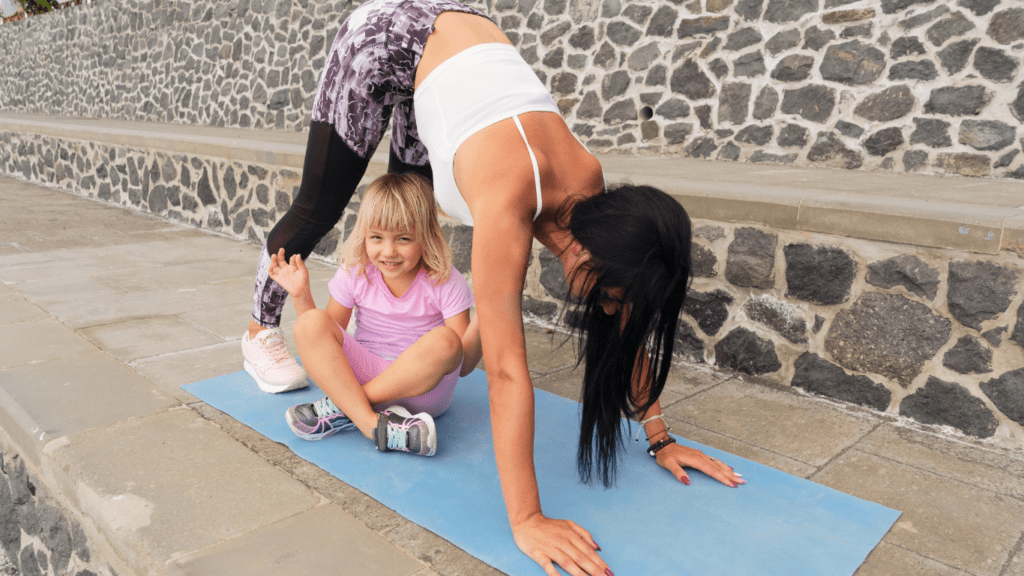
[
  {"left": 386, "top": 405, "right": 437, "bottom": 456},
  {"left": 285, "top": 408, "right": 341, "bottom": 441},
  {"left": 244, "top": 360, "right": 309, "bottom": 394}
]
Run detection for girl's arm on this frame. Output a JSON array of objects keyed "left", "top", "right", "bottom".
[
  {"left": 267, "top": 248, "right": 316, "bottom": 316},
  {"left": 325, "top": 297, "right": 353, "bottom": 331},
  {"left": 442, "top": 310, "right": 482, "bottom": 377},
  {"left": 471, "top": 204, "right": 609, "bottom": 576}
]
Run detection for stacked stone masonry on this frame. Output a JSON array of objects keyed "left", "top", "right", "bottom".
[
  {"left": 1, "top": 0, "right": 1024, "bottom": 178},
  {"left": 0, "top": 447, "right": 112, "bottom": 576}
]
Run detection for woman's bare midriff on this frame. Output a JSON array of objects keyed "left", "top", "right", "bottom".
[{"left": 414, "top": 11, "right": 604, "bottom": 241}]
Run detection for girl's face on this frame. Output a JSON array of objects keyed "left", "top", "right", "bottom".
[{"left": 366, "top": 227, "right": 423, "bottom": 285}]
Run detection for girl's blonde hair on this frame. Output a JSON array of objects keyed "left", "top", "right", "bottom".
[{"left": 341, "top": 173, "right": 452, "bottom": 285}]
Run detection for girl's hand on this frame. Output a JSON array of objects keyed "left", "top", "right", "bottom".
[
  {"left": 512, "top": 513, "right": 611, "bottom": 576},
  {"left": 267, "top": 248, "right": 311, "bottom": 299},
  {"left": 655, "top": 443, "right": 745, "bottom": 488}
]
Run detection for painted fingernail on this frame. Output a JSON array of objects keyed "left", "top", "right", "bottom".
[
  {"left": 593, "top": 541, "right": 601, "bottom": 551},
  {"left": 606, "top": 569, "right": 614, "bottom": 576},
  {"left": 682, "top": 477, "right": 690, "bottom": 485}
]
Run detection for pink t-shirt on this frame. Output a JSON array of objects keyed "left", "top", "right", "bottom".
[{"left": 328, "top": 264, "right": 474, "bottom": 360}]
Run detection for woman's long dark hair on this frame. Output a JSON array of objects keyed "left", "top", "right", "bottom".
[{"left": 565, "top": 184, "right": 692, "bottom": 487}]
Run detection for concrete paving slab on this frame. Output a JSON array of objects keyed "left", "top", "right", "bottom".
[
  {"left": 177, "top": 300, "right": 256, "bottom": 341},
  {"left": 663, "top": 379, "right": 879, "bottom": 467},
  {"left": 384, "top": 520, "right": 504, "bottom": 576},
  {"left": 660, "top": 363, "right": 733, "bottom": 403},
  {"left": 0, "top": 295, "right": 49, "bottom": 324},
  {"left": 813, "top": 449, "right": 1024, "bottom": 576},
  {"left": 0, "top": 243, "right": 28, "bottom": 256},
  {"left": 0, "top": 253, "right": 163, "bottom": 285},
  {"left": 50, "top": 407, "right": 321, "bottom": 575},
  {"left": 44, "top": 284, "right": 245, "bottom": 329},
  {"left": 131, "top": 342, "right": 243, "bottom": 403},
  {"left": 0, "top": 318, "right": 98, "bottom": 370},
  {"left": 855, "top": 542, "right": 971, "bottom": 576},
  {"left": 166, "top": 504, "right": 424, "bottom": 576},
  {"left": 0, "top": 351, "right": 177, "bottom": 442},
  {"left": 1006, "top": 548, "right": 1024, "bottom": 576},
  {"left": 11, "top": 275, "right": 126, "bottom": 306},
  {"left": 100, "top": 260, "right": 257, "bottom": 292},
  {"left": 524, "top": 327, "right": 577, "bottom": 376},
  {"left": 79, "top": 316, "right": 223, "bottom": 362},
  {"left": 855, "top": 424, "right": 1024, "bottom": 501},
  {"left": 665, "top": 418, "right": 817, "bottom": 478}
]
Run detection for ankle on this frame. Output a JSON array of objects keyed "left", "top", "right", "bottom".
[{"left": 248, "top": 321, "right": 268, "bottom": 339}]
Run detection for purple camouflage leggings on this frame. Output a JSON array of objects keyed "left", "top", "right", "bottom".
[{"left": 252, "top": 0, "right": 488, "bottom": 327}]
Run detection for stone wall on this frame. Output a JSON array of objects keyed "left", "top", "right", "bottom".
[
  {"left": 2, "top": 128, "right": 1023, "bottom": 449},
  {"left": 0, "top": 446, "right": 113, "bottom": 576},
  {"left": 1, "top": 0, "right": 1023, "bottom": 178}
]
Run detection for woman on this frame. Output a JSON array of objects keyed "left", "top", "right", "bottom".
[{"left": 243, "top": 2, "right": 745, "bottom": 574}]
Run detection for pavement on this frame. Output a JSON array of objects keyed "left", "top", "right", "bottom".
[{"left": 1, "top": 173, "right": 1024, "bottom": 576}]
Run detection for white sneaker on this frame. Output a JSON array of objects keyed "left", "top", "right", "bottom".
[{"left": 241, "top": 328, "right": 309, "bottom": 393}]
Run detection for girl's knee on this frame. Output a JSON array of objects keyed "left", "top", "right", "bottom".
[
  {"left": 293, "top": 309, "right": 338, "bottom": 343},
  {"left": 428, "top": 326, "right": 463, "bottom": 360}
]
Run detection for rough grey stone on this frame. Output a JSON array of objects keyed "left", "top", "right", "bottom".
[
  {"left": 522, "top": 296, "right": 558, "bottom": 320},
  {"left": 544, "top": 0, "right": 566, "bottom": 15},
  {"left": 623, "top": 3, "right": 653, "bottom": 24},
  {"left": 764, "top": 0, "right": 817, "bottom": 23},
  {"left": 541, "top": 21, "right": 572, "bottom": 45},
  {"left": 691, "top": 243, "right": 717, "bottom": 277},
  {"left": 645, "top": 64, "right": 667, "bottom": 86},
  {"left": 808, "top": 133, "right": 864, "bottom": 167},
  {"left": 685, "top": 136, "right": 719, "bottom": 158},
  {"left": 568, "top": 25, "right": 595, "bottom": 50},
  {"left": 448, "top": 225, "right": 473, "bottom": 273},
  {"left": 766, "top": 29, "right": 801, "bottom": 55},
  {"left": 752, "top": 86, "right": 779, "bottom": 120},
  {"left": 784, "top": 244, "right": 856, "bottom": 305},
  {"left": 735, "top": 0, "right": 765, "bottom": 20},
  {"left": 577, "top": 91, "right": 602, "bottom": 119},
  {"left": 607, "top": 21, "right": 641, "bottom": 46},
  {"left": 973, "top": 47, "right": 1019, "bottom": 82},
  {"left": 664, "top": 123, "right": 694, "bottom": 145},
  {"left": 958, "top": 0, "right": 999, "bottom": 16},
  {"left": 836, "top": 120, "right": 864, "bottom": 138},
  {"left": 937, "top": 38, "right": 980, "bottom": 74},
  {"left": 891, "top": 36, "right": 927, "bottom": 58},
  {"left": 987, "top": 8, "right": 1024, "bottom": 45},
  {"left": 20, "top": 545, "right": 42, "bottom": 576},
  {"left": 312, "top": 226, "right": 340, "bottom": 257},
  {"left": 725, "top": 227, "right": 776, "bottom": 289},
  {"left": 889, "top": 60, "right": 939, "bottom": 80},
  {"left": 603, "top": 100, "right": 638, "bottom": 124},
  {"left": 251, "top": 208, "right": 274, "bottom": 228},
  {"left": 735, "top": 125, "right": 773, "bottom": 145},
  {"left": 744, "top": 295, "right": 807, "bottom": 343},
  {"left": 882, "top": 0, "right": 931, "bottom": 14},
  {"left": 148, "top": 185, "right": 168, "bottom": 213},
  {"left": 777, "top": 123, "right": 809, "bottom": 147},
  {"left": 803, "top": 26, "right": 835, "bottom": 51},
  {"left": 995, "top": 149, "right": 1020, "bottom": 169},
  {"left": 842, "top": 23, "right": 873, "bottom": 38},
  {"left": 601, "top": 70, "right": 631, "bottom": 100},
  {"left": 0, "top": 473, "right": 16, "bottom": 561},
  {"left": 542, "top": 47, "right": 564, "bottom": 68},
  {"left": 924, "top": 85, "right": 993, "bottom": 116},
  {"left": 934, "top": 152, "right": 991, "bottom": 176},
  {"left": 866, "top": 255, "right": 939, "bottom": 300},
  {"left": 864, "top": 127, "right": 905, "bottom": 156},
  {"left": 671, "top": 60, "right": 716, "bottom": 99},
  {"left": 677, "top": 16, "right": 730, "bottom": 38},
  {"left": 959, "top": 120, "right": 1016, "bottom": 151},
  {"left": 718, "top": 83, "right": 751, "bottom": 124},
  {"left": 695, "top": 225, "right": 726, "bottom": 242},
  {"left": 646, "top": 6, "right": 677, "bottom": 37},
  {"left": 943, "top": 335, "right": 993, "bottom": 374},
  {"left": 853, "top": 85, "right": 916, "bottom": 122},
  {"left": 980, "top": 368, "right": 1024, "bottom": 426},
  {"left": 947, "top": 260, "right": 1018, "bottom": 330},
  {"left": 628, "top": 43, "right": 661, "bottom": 71},
  {"left": 909, "top": 118, "right": 952, "bottom": 147},
  {"left": 813, "top": 314, "right": 825, "bottom": 333},
  {"left": 792, "top": 353, "right": 891, "bottom": 410},
  {"left": 982, "top": 326, "right": 1006, "bottom": 346},
  {"left": 1013, "top": 302, "right": 1024, "bottom": 349},
  {"left": 824, "top": 292, "right": 952, "bottom": 386},
  {"left": 1006, "top": 165, "right": 1024, "bottom": 180},
  {"left": 683, "top": 288, "right": 733, "bottom": 335},
  {"left": 925, "top": 11, "right": 975, "bottom": 46},
  {"left": 551, "top": 72, "right": 577, "bottom": 95},
  {"left": 714, "top": 327, "right": 781, "bottom": 375},
  {"left": 655, "top": 98, "right": 690, "bottom": 119},
  {"left": 748, "top": 151, "right": 798, "bottom": 164},
  {"left": 674, "top": 321, "right": 706, "bottom": 364},
  {"left": 900, "top": 377, "right": 998, "bottom": 438},
  {"left": 820, "top": 40, "right": 886, "bottom": 85},
  {"left": 539, "top": 248, "right": 569, "bottom": 300},
  {"left": 725, "top": 27, "right": 762, "bottom": 51},
  {"left": 718, "top": 142, "right": 742, "bottom": 160},
  {"left": 780, "top": 85, "right": 836, "bottom": 123},
  {"left": 702, "top": 58, "right": 725, "bottom": 79},
  {"left": 771, "top": 54, "right": 815, "bottom": 82}
]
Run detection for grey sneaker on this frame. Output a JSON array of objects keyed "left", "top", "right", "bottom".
[
  {"left": 286, "top": 397, "right": 357, "bottom": 441},
  {"left": 373, "top": 406, "right": 437, "bottom": 456}
]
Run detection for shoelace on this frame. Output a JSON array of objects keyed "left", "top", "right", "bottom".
[
  {"left": 260, "top": 332, "right": 296, "bottom": 365},
  {"left": 313, "top": 397, "right": 341, "bottom": 417},
  {"left": 386, "top": 419, "right": 410, "bottom": 451}
]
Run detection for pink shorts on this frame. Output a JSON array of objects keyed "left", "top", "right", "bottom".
[{"left": 341, "top": 327, "right": 460, "bottom": 419}]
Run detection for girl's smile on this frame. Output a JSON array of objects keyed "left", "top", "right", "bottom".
[{"left": 366, "top": 228, "right": 423, "bottom": 295}]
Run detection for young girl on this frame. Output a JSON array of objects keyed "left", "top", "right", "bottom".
[{"left": 267, "top": 173, "right": 479, "bottom": 456}]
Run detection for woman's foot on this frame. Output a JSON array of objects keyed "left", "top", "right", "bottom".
[
  {"left": 286, "top": 397, "right": 356, "bottom": 440},
  {"left": 241, "top": 327, "right": 309, "bottom": 393},
  {"left": 373, "top": 406, "right": 437, "bottom": 456}
]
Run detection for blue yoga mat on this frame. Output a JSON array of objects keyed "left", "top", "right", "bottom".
[{"left": 184, "top": 370, "right": 899, "bottom": 576}]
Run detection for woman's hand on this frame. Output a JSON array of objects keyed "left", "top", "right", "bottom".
[
  {"left": 512, "top": 513, "right": 611, "bottom": 576},
  {"left": 655, "top": 442, "right": 745, "bottom": 488},
  {"left": 267, "top": 248, "right": 310, "bottom": 298}
]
